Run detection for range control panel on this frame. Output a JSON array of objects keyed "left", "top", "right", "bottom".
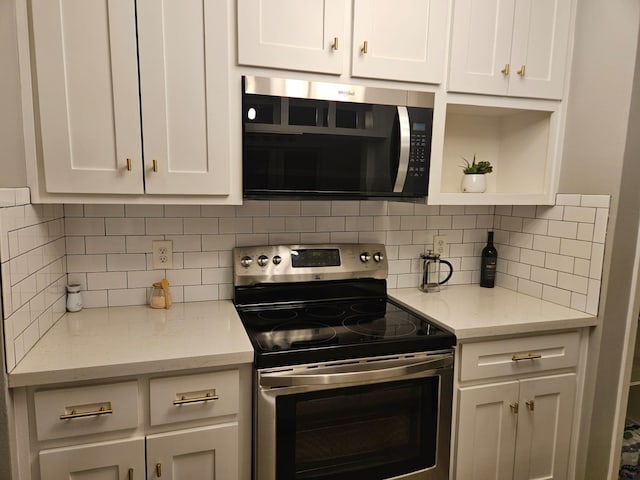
[{"left": 233, "top": 244, "right": 388, "bottom": 287}]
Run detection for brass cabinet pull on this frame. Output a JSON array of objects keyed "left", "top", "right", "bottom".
[
  {"left": 173, "top": 392, "right": 219, "bottom": 406},
  {"left": 153, "top": 159, "right": 158, "bottom": 172},
  {"left": 512, "top": 352, "right": 542, "bottom": 362},
  {"left": 126, "top": 158, "right": 132, "bottom": 171},
  {"left": 59, "top": 406, "right": 113, "bottom": 420},
  {"left": 156, "top": 463, "right": 162, "bottom": 477},
  {"left": 331, "top": 37, "right": 339, "bottom": 50},
  {"left": 361, "top": 41, "right": 368, "bottom": 54},
  {"left": 510, "top": 402, "right": 519, "bottom": 414},
  {"left": 501, "top": 63, "right": 510, "bottom": 75},
  {"left": 128, "top": 468, "right": 134, "bottom": 480},
  {"left": 526, "top": 400, "right": 535, "bottom": 411},
  {"left": 517, "top": 65, "right": 526, "bottom": 76}
]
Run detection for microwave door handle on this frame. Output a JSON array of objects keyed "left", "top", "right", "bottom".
[
  {"left": 392, "top": 105, "right": 411, "bottom": 193},
  {"left": 259, "top": 354, "right": 453, "bottom": 387}
]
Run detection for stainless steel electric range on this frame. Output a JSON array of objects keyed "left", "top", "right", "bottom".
[{"left": 233, "top": 244, "right": 455, "bottom": 480}]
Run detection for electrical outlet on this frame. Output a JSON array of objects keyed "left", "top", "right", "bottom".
[
  {"left": 152, "top": 240, "right": 173, "bottom": 269},
  {"left": 433, "top": 235, "right": 448, "bottom": 256}
]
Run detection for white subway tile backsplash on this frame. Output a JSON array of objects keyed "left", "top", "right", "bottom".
[
  {"left": 126, "top": 205, "right": 164, "bottom": 217},
  {"left": 286, "top": 217, "right": 316, "bottom": 232},
  {"left": 400, "top": 216, "right": 426, "bottom": 230},
  {"left": 577, "top": 223, "right": 595, "bottom": 241},
  {"left": 270, "top": 201, "right": 302, "bottom": 216},
  {"left": 106, "top": 254, "right": 146, "bottom": 272},
  {"left": 557, "top": 272, "right": 588, "bottom": 295},
  {"left": 548, "top": 220, "right": 578, "bottom": 239},
  {"left": 533, "top": 235, "right": 561, "bottom": 253},
  {"left": 146, "top": 217, "right": 183, "bottom": 235},
  {"left": 556, "top": 194, "right": 581, "bottom": 206},
  {"left": 545, "top": 253, "right": 574, "bottom": 273},
  {"left": 105, "top": 217, "right": 146, "bottom": 236},
  {"left": 87, "top": 272, "right": 127, "bottom": 290},
  {"left": 165, "top": 205, "right": 200, "bottom": 218},
  {"left": 581, "top": 195, "right": 610, "bottom": 208},
  {"left": 560, "top": 238, "right": 592, "bottom": 259},
  {"left": 84, "top": 204, "right": 125, "bottom": 218},
  {"left": 531, "top": 266, "right": 558, "bottom": 286},
  {"left": 542, "top": 285, "right": 571, "bottom": 307},
  {"left": 299, "top": 201, "right": 331, "bottom": 217},
  {"left": 85, "top": 236, "right": 126, "bottom": 254},
  {"left": 0, "top": 189, "right": 612, "bottom": 372},
  {"left": 426, "top": 216, "right": 452, "bottom": 230},
  {"left": 512, "top": 206, "right": 537, "bottom": 218},
  {"left": 564, "top": 206, "right": 596, "bottom": 223}
]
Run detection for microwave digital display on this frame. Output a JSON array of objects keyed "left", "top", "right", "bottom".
[{"left": 413, "top": 123, "right": 426, "bottom": 131}]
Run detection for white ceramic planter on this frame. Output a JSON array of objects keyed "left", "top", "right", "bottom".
[{"left": 461, "top": 174, "right": 487, "bottom": 193}]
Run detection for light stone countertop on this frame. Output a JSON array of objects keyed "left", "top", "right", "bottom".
[
  {"left": 8, "top": 300, "right": 253, "bottom": 388},
  {"left": 388, "top": 285, "right": 597, "bottom": 340},
  {"left": 9, "top": 286, "right": 598, "bottom": 388}
]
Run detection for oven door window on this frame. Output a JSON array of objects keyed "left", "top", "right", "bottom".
[{"left": 275, "top": 377, "right": 439, "bottom": 480}]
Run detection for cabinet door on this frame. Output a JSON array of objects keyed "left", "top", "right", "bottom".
[
  {"left": 40, "top": 437, "right": 145, "bottom": 480},
  {"left": 513, "top": 373, "right": 576, "bottom": 480},
  {"left": 448, "top": 0, "right": 515, "bottom": 96},
  {"left": 455, "top": 381, "right": 519, "bottom": 480},
  {"left": 507, "top": 0, "right": 572, "bottom": 99},
  {"left": 30, "top": 0, "right": 143, "bottom": 194},
  {"left": 137, "top": 0, "right": 231, "bottom": 195},
  {"left": 146, "top": 423, "right": 238, "bottom": 479},
  {"left": 237, "top": 0, "right": 346, "bottom": 74},
  {"left": 351, "top": 0, "right": 449, "bottom": 84}
]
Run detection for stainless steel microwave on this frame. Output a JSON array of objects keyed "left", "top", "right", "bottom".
[{"left": 242, "top": 76, "right": 434, "bottom": 199}]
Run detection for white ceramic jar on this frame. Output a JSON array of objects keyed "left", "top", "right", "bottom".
[{"left": 66, "top": 284, "right": 83, "bottom": 312}]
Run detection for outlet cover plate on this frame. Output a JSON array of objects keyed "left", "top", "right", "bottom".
[
  {"left": 433, "top": 235, "right": 448, "bottom": 256},
  {"left": 152, "top": 240, "right": 173, "bottom": 269}
]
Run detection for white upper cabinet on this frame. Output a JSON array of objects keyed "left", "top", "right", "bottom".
[
  {"left": 29, "top": 0, "right": 232, "bottom": 197},
  {"left": 237, "top": 0, "right": 450, "bottom": 84},
  {"left": 237, "top": 0, "right": 346, "bottom": 74},
  {"left": 30, "top": 0, "right": 143, "bottom": 194},
  {"left": 351, "top": 0, "right": 449, "bottom": 83},
  {"left": 137, "top": 0, "right": 230, "bottom": 195},
  {"left": 448, "top": 0, "right": 572, "bottom": 99}
]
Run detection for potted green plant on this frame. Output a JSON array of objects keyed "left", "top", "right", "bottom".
[{"left": 460, "top": 155, "right": 492, "bottom": 193}]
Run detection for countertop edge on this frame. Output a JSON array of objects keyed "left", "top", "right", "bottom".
[
  {"left": 8, "top": 351, "right": 255, "bottom": 388},
  {"left": 389, "top": 287, "right": 598, "bottom": 340}
]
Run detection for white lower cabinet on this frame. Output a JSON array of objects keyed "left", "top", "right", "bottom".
[
  {"left": 39, "top": 424, "right": 238, "bottom": 480},
  {"left": 147, "top": 424, "right": 238, "bottom": 479},
  {"left": 39, "top": 437, "right": 145, "bottom": 480},
  {"left": 456, "top": 373, "right": 576, "bottom": 480},
  {"left": 454, "top": 331, "right": 582, "bottom": 480},
  {"left": 24, "top": 367, "right": 250, "bottom": 480}
]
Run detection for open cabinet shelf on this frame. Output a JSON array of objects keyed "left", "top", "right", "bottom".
[{"left": 428, "top": 97, "right": 561, "bottom": 205}]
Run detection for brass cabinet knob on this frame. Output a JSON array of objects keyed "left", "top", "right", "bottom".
[
  {"left": 126, "top": 158, "right": 132, "bottom": 171},
  {"left": 331, "top": 37, "right": 339, "bottom": 50},
  {"left": 501, "top": 64, "right": 510, "bottom": 75},
  {"left": 517, "top": 65, "right": 526, "bottom": 77},
  {"left": 361, "top": 41, "right": 368, "bottom": 54}
]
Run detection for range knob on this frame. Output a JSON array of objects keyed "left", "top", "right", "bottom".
[
  {"left": 360, "top": 252, "right": 371, "bottom": 263},
  {"left": 240, "top": 256, "right": 253, "bottom": 268},
  {"left": 272, "top": 255, "right": 282, "bottom": 265},
  {"left": 257, "top": 255, "right": 269, "bottom": 267},
  {"left": 373, "top": 252, "right": 384, "bottom": 263}
]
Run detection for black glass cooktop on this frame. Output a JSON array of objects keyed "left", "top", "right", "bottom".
[{"left": 236, "top": 297, "right": 456, "bottom": 369}]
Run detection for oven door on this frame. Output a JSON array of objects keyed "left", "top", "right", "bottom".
[{"left": 255, "top": 352, "right": 453, "bottom": 480}]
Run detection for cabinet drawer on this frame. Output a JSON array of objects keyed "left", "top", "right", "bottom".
[
  {"left": 34, "top": 381, "right": 139, "bottom": 441},
  {"left": 459, "top": 331, "right": 580, "bottom": 382},
  {"left": 149, "top": 370, "right": 239, "bottom": 426}
]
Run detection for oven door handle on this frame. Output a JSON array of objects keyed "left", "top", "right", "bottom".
[{"left": 259, "top": 354, "right": 453, "bottom": 387}]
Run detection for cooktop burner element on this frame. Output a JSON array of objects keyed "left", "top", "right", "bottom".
[
  {"left": 342, "top": 313, "right": 417, "bottom": 337},
  {"left": 233, "top": 244, "right": 456, "bottom": 368}
]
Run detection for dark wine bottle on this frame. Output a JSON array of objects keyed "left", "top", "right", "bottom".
[{"left": 480, "top": 231, "right": 498, "bottom": 288}]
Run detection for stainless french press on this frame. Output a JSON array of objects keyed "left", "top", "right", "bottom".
[{"left": 419, "top": 251, "right": 454, "bottom": 292}]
